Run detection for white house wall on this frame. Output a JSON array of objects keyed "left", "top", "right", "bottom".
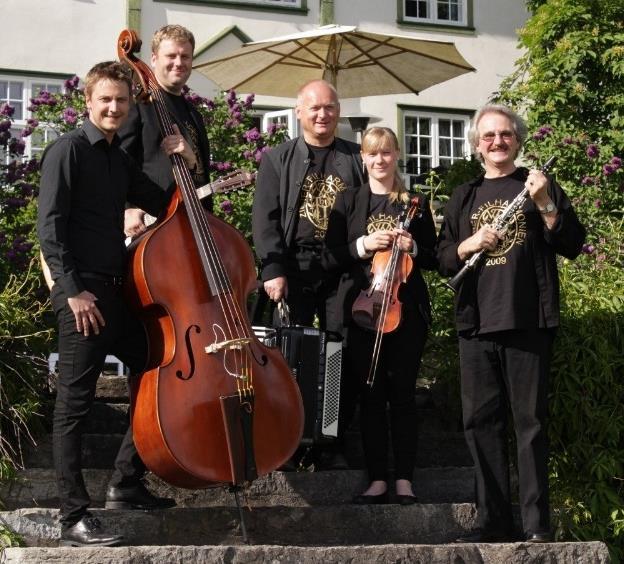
[{"left": 2, "top": 0, "right": 529, "bottom": 141}]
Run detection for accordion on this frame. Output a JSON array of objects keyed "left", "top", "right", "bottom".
[{"left": 253, "top": 325, "right": 342, "bottom": 444}]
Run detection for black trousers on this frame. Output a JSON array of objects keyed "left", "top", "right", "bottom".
[
  {"left": 51, "top": 280, "right": 148, "bottom": 527},
  {"left": 459, "top": 328, "right": 555, "bottom": 535},
  {"left": 346, "top": 307, "right": 427, "bottom": 482}
]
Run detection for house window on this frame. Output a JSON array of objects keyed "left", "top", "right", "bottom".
[
  {"left": 402, "top": 110, "right": 470, "bottom": 187},
  {"left": 0, "top": 75, "right": 65, "bottom": 159},
  {"left": 167, "top": 0, "right": 303, "bottom": 8},
  {"left": 403, "top": 0, "right": 468, "bottom": 26},
  {"left": 262, "top": 109, "right": 298, "bottom": 140}
]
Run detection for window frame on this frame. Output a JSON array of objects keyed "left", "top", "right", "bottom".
[
  {"left": 0, "top": 71, "right": 69, "bottom": 159},
  {"left": 153, "top": 0, "right": 308, "bottom": 15},
  {"left": 399, "top": 106, "right": 472, "bottom": 189},
  {"left": 397, "top": 0, "right": 474, "bottom": 31}
]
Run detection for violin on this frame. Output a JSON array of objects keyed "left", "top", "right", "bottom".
[
  {"left": 351, "top": 196, "right": 421, "bottom": 385},
  {"left": 117, "top": 30, "right": 304, "bottom": 489}
]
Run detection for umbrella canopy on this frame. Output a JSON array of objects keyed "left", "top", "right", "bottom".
[{"left": 193, "top": 25, "right": 475, "bottom": 98}]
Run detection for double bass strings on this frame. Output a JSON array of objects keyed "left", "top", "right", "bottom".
[{"left": 149, "top": 81, "right": 254, "bottom": 395}]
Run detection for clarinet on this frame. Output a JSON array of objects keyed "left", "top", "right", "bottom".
[{"left": 445, "top": 156, "right": 557, "bottom": 293}]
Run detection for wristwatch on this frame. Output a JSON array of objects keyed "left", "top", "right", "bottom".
[{"left": 538, "top": 201, "right": 556, "bottom": 214}]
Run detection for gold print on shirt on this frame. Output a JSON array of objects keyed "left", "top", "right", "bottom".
[
  {"left": 367, "top": 213, "right": 398, "bottom": 234},
  {"left": 471, "top": 199, "right": 526, "bottom": 267},
  {"left": 299, "top": 173, "right": 346, "bottom": 239},
  {"left": 183, "top": 119, "right": 205, "bottom": 184}
]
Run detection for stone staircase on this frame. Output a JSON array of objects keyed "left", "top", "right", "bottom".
[{"left": 0, "top": 371, "right": 610, "bottom": 562}]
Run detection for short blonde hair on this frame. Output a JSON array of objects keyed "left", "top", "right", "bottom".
[
  {"left": 361, "top": 127, "right": 408, "bottom": 204},
  {"left": 151, "top": 25, "right": 195, "bottom": 53}
]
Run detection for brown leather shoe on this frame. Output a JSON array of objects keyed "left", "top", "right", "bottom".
[{"left": 60, "top": 514, "right": 123, "bottom": 547}]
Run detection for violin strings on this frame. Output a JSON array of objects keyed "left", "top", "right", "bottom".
[{"left": 149, "top": 82, "right": 253, "bottom": 392}]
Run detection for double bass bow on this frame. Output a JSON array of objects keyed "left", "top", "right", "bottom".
[
  {"left": 117, "top": 30, "right": 303, "bottom": 489},
  {"left": 351, "top": 196, "right": 421, "bottom": 386}
]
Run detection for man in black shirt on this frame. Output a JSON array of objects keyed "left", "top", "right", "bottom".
[
  {"left": 251, "top": 80, "right": 366, "bottom": 469},
  {"left": 37, "top": 61, "right": 197, "bottom": 547},
  {"left": 437, "top": 104, "right": 585, "bottom": 543},
  {"left": 119, "top": 24, "right": 211, "bottom": 237}
]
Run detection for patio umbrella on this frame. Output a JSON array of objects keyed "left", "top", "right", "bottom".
[{"left": 193, "top": 25, "right": 474, "bottom": 98}]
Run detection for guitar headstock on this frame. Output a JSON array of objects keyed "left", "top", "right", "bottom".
[{"left": 211, "top": 170, "right": 257, "bottom": 195}]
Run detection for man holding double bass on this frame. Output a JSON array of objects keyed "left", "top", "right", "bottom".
[{"left": 120, "top": 24, "right": 212, "bottom": 237}]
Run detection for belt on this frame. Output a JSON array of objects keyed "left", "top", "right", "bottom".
[{"left": 79, "top": 271, "right": 124, "bottom": 286}]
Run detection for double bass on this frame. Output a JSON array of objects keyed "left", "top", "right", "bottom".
[{"left": 117, "top": 30, "right": 304, "bottom": 489}]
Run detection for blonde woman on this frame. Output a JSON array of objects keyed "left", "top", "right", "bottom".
[{"left": 324, "top": 127, "right": 437, "bottom": 504}]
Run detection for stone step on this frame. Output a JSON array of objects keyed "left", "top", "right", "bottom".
[
  {"left": 0, "top": 505, "right": 475, "bottom": 546},
  {"left": 0, "top": 466, "right": 474, "bottom": 510},
  {"left": 22, "top": 429, "right": 472, "bottom": 469},
  {"left": 2, "top": 542, "right": 610, "bottom": 563}
]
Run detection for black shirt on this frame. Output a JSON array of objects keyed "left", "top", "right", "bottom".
[
  {"left": 37, "top": 118, "right": 169, "bottom": 298},
  {"left": 295, "top": 141, "right": 346, "bottom": 251},
  {"left": 469, "top": 169, "right": 540, "bottom": 334}
]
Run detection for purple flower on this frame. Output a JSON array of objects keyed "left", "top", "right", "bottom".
[
  {"left": 610, "top": 156, "right": 622, "bottom": 169},
  {"left": 63, "top": 107, "right": 78, "bottom": 125},
  {"left": 594, "top": 199, "right": 602, "bottom": 208},
  {"left": 603, "top": 164, "right": 616, "bottom": 176},
  {"left": 27, "top": 118, "right": 39, "bottom": 127},
  {"left": 227, "top": 90, "right": 237, "bottom": 104},
  {"left": 243, "top": 149, "right": 254, "bottom": 160},
  {"left": 581, "top": 244, "right": 595, "bottom": 254},
  {"left": 581, "top": 176, "right": 595, "bottom": 186},
  {"left": 0, "top": 103, "right": 15, "bottom": 117},
  {"left": 8, "top": 138, "right": 25, "bottom": 155},
  {"left": 243, "top": 94, "right": 255, "bottom": 109},
  {"left": 586, "top": 144, "right": 599, "bottom": 159},
  {"left": 206, "top": 99, "right": 216, "bottom": 111},
  {"left": 532, "top": 132, "right": 545, "bottom": 141},
  {"left": 0, "top": 130, "right": 11, "bottom": 146},
  {"left": 0, "top": 120, "right": 11, "bottom": 133},
  {"left": 538, "top": 126, "right": 553, "bottom": 135},
  {"left": 244, "top": 127, "right": 261, "bottom": 142},
  {"left": 266, "top": 123, "right": 277, "bottom": 136},
  {"left": 64, "top": 76, "right": 80, "bottom": 91},
  {"left": 562, "top": 136, "right": 574, "bottom": 145},
  {"left": 220, "top": 199, "right": 233, "bottom": 215},
  {"left": 20, "top": 127, "right": 34, "bottom": 138}
]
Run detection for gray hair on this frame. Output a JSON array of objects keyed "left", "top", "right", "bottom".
[{"left": 467, "top": 104, "right": 528, "bottom": 162}]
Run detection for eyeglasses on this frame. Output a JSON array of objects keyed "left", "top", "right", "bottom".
[{"left": 480, "top": 130, "right": 515, "bottom": 143}]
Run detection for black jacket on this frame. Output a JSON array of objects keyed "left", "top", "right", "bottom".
[
  {"left": 118, "top": 94, "right": 211, "bottom": 192},
  {"left": 437, "top": 169, "right": 586, "bottom": 332},
  {"left": 252, "top": 136, "right": 365, "bottom": 281},
  {"left": 323, "top": 184, "right": 438, "bottom": 334}
]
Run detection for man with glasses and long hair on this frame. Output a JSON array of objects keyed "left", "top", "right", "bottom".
[{"left": 437, "top": 104, "right": 585, "bottom": 543}]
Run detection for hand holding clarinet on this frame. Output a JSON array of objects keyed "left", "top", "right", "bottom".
[{"left": 446, "top": 156, "right": 557, "bottom": 292}]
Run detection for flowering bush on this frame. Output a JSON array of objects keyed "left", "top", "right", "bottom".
[{"left": 187, "top": 88, "right": 288, "bottom": 241}]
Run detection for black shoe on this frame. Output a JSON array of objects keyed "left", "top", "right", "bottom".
[
  {"left": 352, "top": 491, "right": 388, "bottom": 505},
  {"left": 60, "top": 514, "right": 123, "bottom": 547},
  {"left": 395, "top": 494, "right": 417, "bottom": 505},
  {"left": 455, "top": 528, "right": 513, "bottom": 543},
  {"left": 525, "top": 531, "right": 552, "bottom": 543},
  {"left": 105, "top": 482, "right": 176, "bottom": 510}
]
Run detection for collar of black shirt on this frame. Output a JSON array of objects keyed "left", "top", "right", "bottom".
[{"left": 82, "top": 118, "right": 121, "bottom": 148}]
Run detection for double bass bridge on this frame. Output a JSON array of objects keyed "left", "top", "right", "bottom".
[
  {"left": 205, "top": 337, "right": 252, "bottom": 355},
  {"left": 205, "top": 325, "right": 254, "bottom": 381}
]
